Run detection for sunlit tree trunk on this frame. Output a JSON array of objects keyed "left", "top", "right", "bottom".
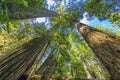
[
  {"left": 80, "top": 55, "right": 93, "bottom": 79},
  {"left": 0, "top": 37, "right": 49, "bottom": 80},
  {"left": 75, "top": 22, "right": 120, "bottom": 79}
]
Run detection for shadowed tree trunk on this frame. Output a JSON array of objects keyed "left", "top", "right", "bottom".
[
  {"left": 26, "top": 40, "right": 50, "bottom": 80},
  {"left": 0, "top": 37, "right": 49, "bottom": 80},
  {"left": 75, "top": 22, "right": 120, "bottom": 79},
  {"left": 36, "top": 50, "right": 57, "bottom": 75},
  {"left": 8, "top": 8, "right": 60, "bottom": 20}
]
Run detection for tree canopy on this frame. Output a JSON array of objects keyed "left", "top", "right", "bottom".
[{"left": 0, "top": 0, "right": 120, "bottom": 80}]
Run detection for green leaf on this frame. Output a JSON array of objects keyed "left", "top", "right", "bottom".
[{"left": 23, "top": 0, "right": 28, "bottom": 7}]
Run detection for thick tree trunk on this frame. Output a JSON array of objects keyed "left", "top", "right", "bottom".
[
  {"left": 75, "top": 23, "right": 120, "bottom": 79},
  {"left": 36, "top": 50, "right": 57, "bottom": 75},
  {"left": 0, "top": 37, "right": 49, "bottom": 80}
]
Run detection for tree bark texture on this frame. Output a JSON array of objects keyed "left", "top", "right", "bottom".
[
  {"left": 36, "top": 51, "right": 57, "bottom": 75},
  {"left": 75, "top": 23, "right": 120, "bottom": 79},
  {"left": 0, "top": 37, "right": 49, "bottom": 80}
]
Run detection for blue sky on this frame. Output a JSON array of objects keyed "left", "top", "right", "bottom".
[
  {"left": 36, "top": 0, "right": 120, "bottom": 30},
  {"left": 36, "top": 0, "right": 54, "bottom": 22}
]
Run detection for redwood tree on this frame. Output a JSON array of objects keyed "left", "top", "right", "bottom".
[
  {"left": 0, "top": 37, "right": 49, "bottom": 80},
  {"left": 75, "top": 22, "right": 120, "bottom": 79}
]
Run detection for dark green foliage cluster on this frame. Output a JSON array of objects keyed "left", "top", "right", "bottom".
[
  {"left": 1, "top": 0, "right": 44, "bottom": 8},
  {"left": 84, "top": 0, "right": 110, "bottom": 17},
  {"left": 109, "top": 12, "right": 120, "bottom": 26},
  {"left": 0, "top": 0, "right": 44, "bottom": 23}
]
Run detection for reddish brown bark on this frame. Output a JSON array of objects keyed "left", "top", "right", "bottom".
[
  {"left": 75, "top": 23, "right": 120, "bottom": 79},
  {"left": 0, "top": 37, "right": 49, "bottom": 80}
]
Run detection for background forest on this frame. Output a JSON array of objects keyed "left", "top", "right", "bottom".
[{"left": 0, "top": 0, "right": 120, "bottom": 80}]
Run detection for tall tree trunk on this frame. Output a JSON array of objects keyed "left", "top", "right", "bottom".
[
  {"left": 26, "top": 41, "right": 49, "bottom": 80},
  {"left": 36, "top": 50, "right": 57, "bottom": 75},
  {"left": 75, "top": 22, "right": 120, "bottom": 79},
  {"left": 0, "top": 37, "right": 49, "bottom": 80}
]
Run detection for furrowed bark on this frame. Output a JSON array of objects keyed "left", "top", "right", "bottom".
[
  {"left": 26, "top": 42, "right": 49, "bottom": 80},
  {"left": 0, "top": 37, "right": 49, "bottom": 80},
  {"left": 75, "top": 22, "right": 120, "bottom": 79}
]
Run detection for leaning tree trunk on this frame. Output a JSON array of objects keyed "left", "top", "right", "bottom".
[
  {"left": 1, "top": 2, "right": 60, "bottom": 20},
  {"left": 8, "top": 8, "right": 60, "bottom": 20},
  {"left": 0, "top": 37, "right": 49, "bottom": 80},
  {"left": 75, "top": 22, "right": 120, "bottom": 79},
  {"left": 36, "top": 50, "right": 57, "bottom": 76}
]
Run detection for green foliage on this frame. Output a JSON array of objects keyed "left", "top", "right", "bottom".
[
  {"left": 69, "top": 44, "right": 87, "bottom": 78},
  {"left": 51, "top": 13, "right": 75, "bottom": 28},
  {"left": 2, "top": 0, "right": 28, "bottom": 7},
  {"left": 1, "top": 0, "right": 44, "bottom": 8},
  {"left": 0, "top": 0, "right": 119, "bottom": 79},
  {"left": 109, "top": 12, "right": 120, "bottom": 26},
  {"left": 25, "top": 0, "right": 44, "bottom": 8},
  {"left": 94, "top": 25, "right": 120, "bottom": 36},
  {"left": 0, "top": 0, "right": 44, "bottom": 24},
  {"left": 52, "top": 5, "right": 79, "bottom": 27},
  {"left": 0, "top": 20, "right": 48, "bottom": 56},
  {"left": 84, "top": 0, "right": 120, "bottom": 26},
  {"left": 84, "top": 0, "right": 110, "bottom": 17}
]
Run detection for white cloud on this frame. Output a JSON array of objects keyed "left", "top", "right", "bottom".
[
  {"left": 36, "top": 18, "right": 46, "bottom": 23},
  {"left": 47, "top": 0, "right": 55, "bottom": 9},
  {"left": 80, "top": 18, "right": 89, "bottom": 24},
  {"left": 80, "top": 12, "right": 90, "bottom": 24}
]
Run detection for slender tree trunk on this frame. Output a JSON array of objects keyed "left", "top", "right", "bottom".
[
  {"left": 71, "top": 66, "right": 74, "bottom": 77},
  {"left": 0, "top": 37, "right": 49, "bottom": 80},
  {"left": 80, "top": 55, "right": 93, "bottom": 79},
  {"left": 83, "top": 61, "right": 92, "bottom": 78},
  {"left": 75, "top": 22, "right": 120, "bottom": 79},
  {"left": 35, "top": 50, "right": 57, "bottom": 75},
  {"left": 8, "top": 8, "right": 60, "bottom": 20}
]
